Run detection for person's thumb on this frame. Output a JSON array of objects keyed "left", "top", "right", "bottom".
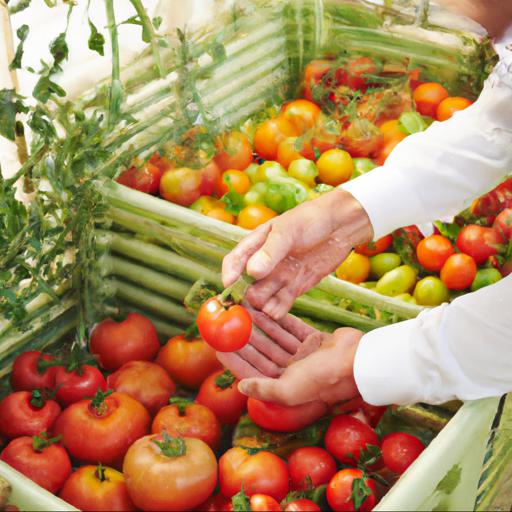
[{"left": 238, "top": 377, "right": 282, "bottom": 403}]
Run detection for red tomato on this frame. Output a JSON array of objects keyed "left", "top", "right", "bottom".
[
  {"left": 282, "top": 99, "right": 321, "bottom": 134},
  {"left": 381, "top": 432, "right": 425, "bottom": 474},
  {"left": 324, "top": 415, "right": 379, "bottom": 466},
  {"left": 356, "top": 235, "right": 393, "bottom": 257},
  {"left": 345, "top": 57, "right": 378, "bottom": 90},
  {"left": 334, "top": 397, "right": 387, "bottom": 428},
  {"left": 149, "top": 152, "right": 173, "bottom": 173},
  {"left": 107, "top": 361, "right": 176, "bottom": 416},
  {"left": 219, "top": 447, "right": 289, "bottom": 500},
  {"left": 0, "top": 434, "right": 71, "bottom": 494},
  {"left": 197, "top": 298, "right": 252, "bottom": 353},
  {"left": 117, "top": 162, "right": 163, "bottom": 195},
  {"left": 327, "top": 469, "right": 377, "bottom": 512},
  {"left": 288, "top": 447, "right": 337, "bottom": 490},
  {"left": 284, "top": 499, "right": 321, "bottom": 512},
  {"left": 502, "top": 259, "right": 512, "bottom": 277},
  {"left": 10, "top": 351, "right": 56, "bottom": 392},
  {"left": 413, "top": 82, "right": 449, "bottom": 118},
  {"left": 440, "top": 253, "right": 477, "bottom": 290},
  {"left": 60, "top": 465, "right": 135, "bottom": 512},
  {"left": 156, "top": 334, "right": 221, "bottom": 389},
  {"left": 341, "top": 119, "right": 384, "bottom": 158},
  {"left": 54, "top": 365, "right": 107, "bottom": 407},
  {"left": 200, "top": 160, "right": 223, "bottom": 197},
  {"left": 253, "top": 117, "right": 299, "bottom": 161},
  {"left": 303, "top": 60, "right": 333, "bottom": 101},
  {"left": 416, "top": 235, "right": 455, "bottom": 272},
  {"left": 456, "top": 225, "right": 502, "bottom": 265},
  {"left": 493, "top": 209, "right": 512, "bottom": 241},
  {"left": 123, "top": 433, "right": 218, "bottom": 511},
  {"left": 90, "top": 313, "right": 160, "bottom": 372},
  {"left": 54, "top": 390, "right": 150, "bottom": 466},
  {"left": 436, "top": 96, "right": 473, "bottom": 122},
  {"left": 160, "top": 167, "right": 203, "bottom": 207},
  {"left": 250, "top": 494, "right": 282, "bottom": 512},
  {"left": 0, "top": 391, "right": 61, "bottom": 439},
  {"left": 215, "top": 131, "right": 253, "bottom": 172},
  {"left": 277, "top": 137, "right": 305, "bottom": 169},
  {"left": 247, "top": 398, "right": 327, "bottom": 433},
  {"left": 196, "top": 369, "right": 248, "bottom": 425},
  {"left": 197, "top": 493, "right": 234, "bottom": 512},
  {"left": 152, "top": 399, "right": 221, "bottom": 451}
]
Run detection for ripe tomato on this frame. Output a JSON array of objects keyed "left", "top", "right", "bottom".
[
  {"left": 316, "top": 149, "right": 354, "bottom": 186},
  {"left": 237, "top": 205, "right": 277, "bottom": 230},
  {"left": 436, "top": 96, "right": 473, "bottom": 121},
  {"left": 374, "top": 136, "right": 405, "bottom": 165},
  {"left": 413, "top": 277, "right": 450, "bottom": 307},
  {"left": 206, "top": 207, "right": 236, "bottom": 224},
  {"left": 160, "top": 167, "right": 203, "bottom": 207},
  {"left": 416, "top": 235, "right": 455, "bottom": 272},
  {"left": 190, "top": 196, "right": 226, "bottom": 215},
  {"left": 303, "top": 60, "right": 333, "bottom": 101},
  {"left": 107, "top": 361, "right": 176, "bottom": 416},
  {"left": 199, "top": 160, "right": 223, "bottom": 197},
  {"left": 324, "top": 415, "right": 379, "bottom": 466},
  {"left": 247, "top": 398, "right": 327, "bottom": 433},
  {"left": 196, "top": 369, "right": 248, "bottom": 425},
  {"left": 344, "top": 56, "right": 378, "bottom": 90},
  {"left": 285, "top": 499, "right": 321, "bottom": 511},
  {"left": 54, "top": 365, "right": 107, "bottom": 407},
  {"left": 156, "top": 334, "right": 221, "bottom": 390},
  {"left": 10, "top": 351, "right": 56, "bottom": 392},
  {"left": 117, "top": 161, "right": 163, "bottom": 195},
  {"left": 335, "top": 397, "right": 387, "bottom": 428},
  {"left": 198, "top": 493, "right": 234, "bottom": 512},
  {"left": 253, "top": 117, "right": 299, "bottom": 161},
  {"left": 123, "top": 433, "right": 218, "bottom": 511},
  {"left": 356, "top": 235, "right": 393, "bottom": 257},
  {"left": 379, "top": 119, "right": 406, "bottom": 144},
  {"left": 327, "top": 469, "right": 377, "bottom": 512},
  {"left": 381, "top": 432, "right": 424, "bottom": 475},
  {"left": 335, "top": 252, "right": 371, "bottom": 284},
  {"left": 277, "top": 137, "right": 304, "bottom": 169},
  {"left": 250, "top": 494, "right": 282, "bottom": 512},
  {"left": 288, "top": 447, "right": 337, "bottom": 490},
  {"left": 54, "top": 390, "right": 150, "bottom": 466},
  {"left": 282, "top": 99, "right": 321, "bottom": 133},
  {"left": 90, "top": 313, "right": 160, "bottom": 371},
  {"left": 413, "top": 82, "right": 449, "bottom": 118},
  {"left": 493, "top": 209, "right": 512, "bottom": 241},
  {"left": 215, "top": 131, "right": 253, "bottom": 171},
  {"left": 219, "top": 447, "right": 289, "bottom": 500},
  {"left": 0, "top": 391, "right": 61, "bottom": 439},
  {"left": 59, "top": 465, "right": 135, "bottom": 512},
  {"left": 197, "top": 297, "right": 252, "bottom": 352},
  {"left": 152, "top": 399, "right": 221, "bottom": 451},
  {"left": 0, "top": 434, "right": 71, "bottom": 494},
  {"left": 216, "top": 169, "right": 252, "bottom": 197},
  {"left": 340, "top": 119, "right": 384, "bottom": 158},
  {"left": 440, "top": 253, "right": 477, "bottom": 290},
  {"left": 456, "top": 225, "right": 502, "bottom": 265},
  {"left": 149, "top": 152, "right": 173, "bottom": 173}
]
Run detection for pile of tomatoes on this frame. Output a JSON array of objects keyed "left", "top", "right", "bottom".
[{"left": 0, "top": 311, "right": 430, "bottom": 512}]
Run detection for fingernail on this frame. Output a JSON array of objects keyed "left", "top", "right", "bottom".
[
  {"left": 238, "top": 381, "right": 249, "bottom": 395},
  {"left": 247, "top": 253, "right": 270, "bottom": 277}
]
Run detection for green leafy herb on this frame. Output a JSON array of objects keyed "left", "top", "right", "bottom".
[
  {"left": 28, "top": 107, "right": 57, "bottom": 142},
  {"left": 0, "top": 89, "right": 29, "bottom": 141},
  {"left": 10, "top": 24, "right": 30, "bottom": 70},
  {"left": 49, "top": 32, "right": 69, "bottom": 71},
  {"left": 88, "top": 19, "right": 105, "bottom": 56}
]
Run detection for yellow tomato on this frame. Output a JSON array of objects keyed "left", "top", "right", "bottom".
[
  {"left": 317, "top": 149, "right": 354, "bottom": 186},
  {"left": 237, "top": 205, "right": 277, "bottom": 230},
  {"left": 335, "top": 252, "right": 371, "bottom": 284},
  {"left": 206, "top": 207, "right": 235, "bottom": 224}
]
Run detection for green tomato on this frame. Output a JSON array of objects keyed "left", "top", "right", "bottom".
[
  {"left": 395, "top": 293, "right": 417, "bottom": 304},
  {"left": 265, "top": 177, "right": 310, "bottom": 214},
  {"left": 244, "top": 183, "right": 268, "bottom": 206},
  {"left": 288, "top": 159, "right": 318, "bottom": 188},
  {"left": 244, "top": 163, "right": 259, "bottom": 184},
  {"left": 470, "top": 268, "right": 502, "bottom": 292},
  {"left": 314, "top": 183, "right": 334, "bottom": 194},
  {"left": 352, "top": 158, "right": 377, "bottom": 178},
  {"left": 254, "top": 161, "right": 287, "bottom": 183},
  {"left": 413, "top": 277, "right": 450, "bottom": 306},
  {"left": 370, "top": 253, "right": 401, "bottom": 279},
  {"left": 376, "top": 265, "right": 417, "bottom": 297},
  {"left": 359, "top": 281, "right": 378, "bottom": 289}
]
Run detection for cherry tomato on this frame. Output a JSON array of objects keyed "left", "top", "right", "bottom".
[
  {"left": 413, "top": 277, "right": 450, "bottom": 307},
  {"left": 325, "top": 415, "right": 379, "bottom": 466},
  {"left": 381, "top": 432, "right": 424, "bottom": 475},
  {"left": 416, "top": 235, "right": 455, "bottom": 272},
  {"left": 376, "top": 265, "right": 417, "bottom": 297},
  {"left": 190, "top": 196, "right": 226, "bottom": 215},
  {"left": 90, "top": 313, "right": 160, "bottom": 372},
  {"left": 151, "top": 399, "right": 221, "bottom": 451},
  {"left": 117, "top": 161, "right": 163, "bottom": 195},
  {"left": 216, "top": 169, "right": 252, "bottom": 197},
  {"left": 336, "top": 252, "right": 371, "bottom": 284},
  {"left": 501, "top": 259, "right": 512, "bottom": 277},
  {"left": 196, "top": 369, "right": 248, "bottom": 425},
  {"left": 250, "top": 494, "right": 282, "bottom": 512},
  {"left": 0, "top": 391, "right": 61, "bottom": 439},
  {"left": 254, "top": 162, "right": 288, "bottom": 183},
  {"left": 282, "top": 99, "right": 321, "bottom": 133},
  {"left": 334, "top": 397, "right": 387, "bottom": 428},
  {"left": 436, "top": 96, "right": 473, "bottom": 121},
  {"left": 379, "top": 119, "right": 406, "bottom": 143},
  {"left": 341, "top": 119, "right": 384, "bottom": 158},
  {"left": 54, "top": 390, "right": 150, "bottom": 466},
  {"left": 284, "top": 499, "right": 321, "bottom": 512},
  {"left": 54, "top": 365, "right": 107, "bottom": 407},
  {"left": 493, "top": 209, "right": 512, "bottom": 241},
  {"left": 370, "top": 253, "right": 401, "bottom": 280},
  {"left": 456, "top": 225, "right": 502, "bottom": 265},
  {"left": 237, "top": 205, "right": 278, "bottom": 230},
  {"left": 0, "top": 434, "right": 71, "bottom": 494},
  {"left": 316, "top": 149, "right": 354, "bottom": 186},
  {"left": 413, "top": 82, "right": 449, "bottom": 118},
  {"left": 160, "top": 167, "right": 203, "bottom": 207},
  {"left": 471, "top": 268, "right": 502, "bottom": 292},
  {"left": 471, "top": 178, "right": 512, "bottom": 217},
  {"left": 107, "top": 361, "right": 176, "bottom": 416},
  {"left": 10, "top": 351, "right": 56, "bottom": 392},
  {"left": 197, "top": 493, "right": 234, "bottom": 512},
  {"left": 277, "top": 137, "right": 305, "bottom": 169},
  {"left": 247, "top": 398, "right": 327, "bottom": 433},
  {"left": 149, "top": 152, "right": 173, "bottom": 173},
  {"left": 327, "top": 469, "right": 377, "bottom": 512},
  {"left": 156, "top": 334, "right": 221, "bottom": 390},
  {"left": 254, "top": 117, "right": 299, "bottom": 161},
  {"left": 200, "top": 160, "right": 223, "bottom": 197},
  {"left": 197, "top": 297, "right": 252, "bottom": 352},
  {"left": 288, "top": 159, "right": 318, "bottom": 188},
  {"left": 219, "top": 447, "right": 289, "bottom": 500},
  {"left": 303, "top": 60, "right": 333, "bottom": 101},
  {"left": 123, "top": 433, "right": 218, "bottom": 512},
  {"left": 60, "top": 465, "right": 135, "bottom": 512},
  {"left": 345, "top": 57, "right": 378, "bottom": 90},
  {"left": 440, "top": 253, "right": 477, "bottom": 290},
  {"left": 215, "top": 131, "right": 253, "bottom": 171},
  {"left": 288, "top": 447, "right": 337, "bottom": 491},
  {"left": 356, "top": 235, "right": 393, "bottom": 257},
  {"left": 207, "top": 207, "right": 236, "bottom": 224}
]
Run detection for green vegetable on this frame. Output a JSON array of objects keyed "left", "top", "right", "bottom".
[
  {"left": 399, "top": 112, "right": 428, "bottom": 135},
  {"left": 370, "top": 253, "right": 401, "bottom": 279},
  {"left": 471, "top": 268, "right": 502, "bottom": 292},
  {"left": 414, "top": 277, "right": 450, "bottom": 306},
  {"left": 288, "top": 159, "right": 318, "bottom": 188},
  {"left": 376, "top": 265, "right": 417, "bottom": 297},
  {"left": 244, "top": 182, "right": 268, "bottom": 207},
  {"left": 265, "top": 176, "right": 310, "bottom": 214}
]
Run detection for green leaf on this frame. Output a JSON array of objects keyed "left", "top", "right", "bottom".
[
  {"left": 50, "top": 32, "right": 69, "bottom": 70},
  {"left": 436, "top": 464, "right": 462, "bottom": 495},
  {"left": 9, "top": 24, "right": 30, "bottom": 70},
  {"left": 358, "top": 444, "right": 382, "bottom": 468},
  {"left": 33, "top": 75, "right": 66, "bottom": 103},
  {"left": 351, "top": 475, "right": 373, "bottom": 510},
  {"left": 152, "top": 16, "right": 163, "bottom": 29},
  {"left": 434, "top": 221, "right": 462, "bottom": 243},
  {"left": 8, "top": 0, "right": 33, "bottom": 14},
  {"left": 88, "top": 19, "right": 105, "bottom": 56},
  {"left": 232, "top": 487, "right": 251, "bottom": 512},
  {"left": 152, "top": 432, "right": 187, "bottom": 458},
  {"left": 215, "top": 369, "right": 236, "bottom": 389},
  {"left": 392, "top": 229, "right": 422, "bottom": 273},
  {"left": 28, "top": 107, "right": 57, "bottom": 142},
  {"left": 0, "top": 89, "right": 29, "bottom": 141},
  {"left": 399, "top": 112, "right": 428, "bottom": 135}
]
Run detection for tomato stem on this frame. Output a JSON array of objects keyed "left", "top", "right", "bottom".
[
  {"left": 214, "top": 369, "right": 236, "bottom": 390},
  {"left": 169, "top": 396, "right": 192, "bottom": 416},
  {"left": 32, "top": 433, "right": 62, "bottom": 453},
  {"left": 152, "top": 432, "right": 186, "bottom": 458},
  {"left": 95, "top": 463, "right": 108, "bottom": 482},
  {"left": 184, "top": 321, "right": 200, "bottom": 340},
  {"left": 90, "top": 388, "right": 113, "bottom": 416},
  {"left": 29, "top": 389, "right": 47, "bottom": 409},
  {"left": 218, "top": 276, "right": 253, "bottom": 305}
]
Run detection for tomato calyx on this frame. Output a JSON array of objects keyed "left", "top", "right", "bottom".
[
  {"left": 152, "top": 432, "right": 187, "bottom": 458},
  {"left": 169, "top": 396, "right": 192, "bottom": 416},
  {"left": 32, "top": 432, "right": 62, "bottom": 452},
  {"left": 65, "top": 343, "right": 95, "bottom": 375},
  {"left": 95, "top": 463, "right": 108, "bottom": 482},
  {"left": 215, "top": 369, "right": 236, "bottom": 390},
  {"left": 90, "top": 388, "right": 114, "bottom": 416},
  {"left": 29, "top": 389, "right": 53, "bottom": 409},
  {"left": 351, "top": 475, "right": 373, "bottom": 510},
  {"left": 231, "top": 487, "right": 250, "bottom": 512},
  {"left": 184, "top": 321, "right": 201, "bottom": 340}
]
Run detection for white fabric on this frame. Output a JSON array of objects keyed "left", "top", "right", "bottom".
[{"left": 347, "top": 27, "right": 512, "bottom": 406}]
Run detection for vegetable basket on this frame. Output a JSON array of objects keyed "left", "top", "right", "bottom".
[{"left": 0, "top": 0, "right": 509, "bottom": 510}]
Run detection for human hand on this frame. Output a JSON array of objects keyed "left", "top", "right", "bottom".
[{"left": 237, "top": 328, "right": 363, "bottom": 407}]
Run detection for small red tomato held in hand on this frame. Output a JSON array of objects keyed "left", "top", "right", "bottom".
[
  {"left": 54, "top": 364, "right": 107, "bottom": 407},
  {"left": 288, "top": 447, "right": 337, "bottom": 490},
  {"left": 381, "top": 432, "right": 425, "bottom": 475},
  {"left": 0, "top": 434, "right": 72, "bottom": 494},
  {"left": 10, "top": 351, "right": 57, "bottom": 392},
  {"left": 327, "top": 469, "right": 377, "bottom": 512},
  {"left": 197, "top": 298, "right": 252, "bottom": 352}
]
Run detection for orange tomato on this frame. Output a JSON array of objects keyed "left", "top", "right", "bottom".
[
  {"left": 237, "top": 205, "right": 277, "bottom": 230},
  {"left": 282, "top": 99, "right": 321, "bottom": 133},
  {"left": 215, "top": 131, "right": 254, "bottom": 171},
  {"left": 379, "top": 119, "right": 407, "bottom": 144},
  {"left": 413, "top": 82, "right": 449, "bottom": 118},
  {"left": 277, "top": 137, "right": 304, "bottom": 169},
  {"left": 316, "top": 149, "right": 354, "bottom": 186},
  {"left": 335, "top": 252, "right": 371, "bottom": 284},
  {"left": 356, "top": 235, "right": 393, "bottom": 257},
  {"left": 206, "top": 207, "right": 235, "bottom": 224},
  {"left": 440, "top": 253, "right": 477, "bottom": 290},
  {"left": 416, "top": 235, "right": 455, "bottom": 272},
  {"left": 436, "top": 96, "right": 473, "bottom": 121},
  {"left": 216, "top": 169, "right": 252, "bottom": 197},
  {"left": 253, "top": 117, "right": 299, "bottom": 161}
]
